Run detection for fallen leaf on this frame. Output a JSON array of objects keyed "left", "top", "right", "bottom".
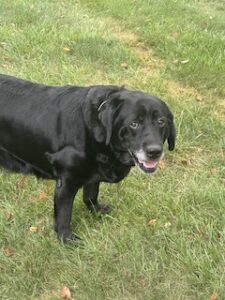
[
  {"left": 60, "top": 286, "right": 72, "bottom": 299},
  {"left": 210, "top": 292, "right": 219, "bottom": 300},
  {"left": 29, "top": 226, "right": 39, "bottom": 233},
  {"left": 180, "top": 59, "right": 189, "bottom": 64},
  {"left": 121, "top": 62, "right": 128, "bottom": 68},
  {"left": 173, "top": 59, "right": 179, "bottom": 64},
  {"left": 3, "top": 247, "right": 14, "bottom": 257},
  {"left": 159, "top": 160, "right": 166, "bottom": 169},
  {"left": 63, "top": 47, "right": 71, "bottom": 53},
  {"left": 0, "top": 42, "right": 7, "bottom": 48},
  {"left": 1, "top": 63, "right": 10, "bottom": 68},
  {"left": 196, "top": 95, "right": 204, "bottom": 102},
  {"left": 39, "top": 191, "right": 47, "bottom": 201},
  {"left": 148, "top": 219, "right": 157, "bottom": 226}
]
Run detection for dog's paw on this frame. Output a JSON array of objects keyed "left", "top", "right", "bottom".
[
  {"left": 89, "top": 203, "right": 111, "bottom": 214},
  {"left": 58, "top": 232, "right": 81, "bottom": 244}
]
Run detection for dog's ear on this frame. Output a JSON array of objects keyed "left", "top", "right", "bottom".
[
  {"left": 82, "top": 86, "right": 124, "bottom": 145},
  {"left": 167, "top": 111, "right": 176, "bottom": 151},
  {"left": 158, "top": 98, "right": 176, "bottom": 151},
  {"left": 98, "top": 97, "right": 123, "bottom": 145}
]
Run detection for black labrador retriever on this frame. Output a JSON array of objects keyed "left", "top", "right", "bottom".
[{"left": 0, "top": 74, "right": 176, "bottom": 242}]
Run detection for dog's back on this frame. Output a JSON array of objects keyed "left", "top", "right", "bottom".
[
  {"left": 0, "top": 75, "right": 66, "bottom": 177},
  {"left": 0, "top": 75, "right": 89, "bottom": 179}
]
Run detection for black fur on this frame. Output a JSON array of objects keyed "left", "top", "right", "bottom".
[{"left": 0, "top": 74, "right": 176, "bottom": 241}]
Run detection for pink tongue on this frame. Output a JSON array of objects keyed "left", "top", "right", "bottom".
[{"left": 141, "top": 160, "right": 158, "bottom": 169}]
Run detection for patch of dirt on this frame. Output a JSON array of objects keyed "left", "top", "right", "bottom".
[
  {"left": 102, "top": 17, "right": 162, "bottom": 68},
  {"left": 112, "top": 29, "right": 139, "bottom": 45},
  {"left": 100, "top": 17, "right": 224, "bottom": 124},
  {"left": 212, "top": 99, "right": 225, "bottom": 122},
  {"left": 102, "top": 18, "right": 140, "bottom": 45},
  {"left": 132, "top": 44, "right": 153, "bottom": 60},
  {"left": 166, "top": 81, "right": 204, "bottom": 102}
]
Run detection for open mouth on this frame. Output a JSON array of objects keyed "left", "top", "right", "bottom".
[
  {"left": 130, "top": 151, "right": 161, "bottom": 173},
  {"left": 136, "top": 159, "right": 159, "bottom": 173}
]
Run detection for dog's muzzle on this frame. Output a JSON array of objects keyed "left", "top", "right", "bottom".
[{"left": 129, "top": 147, "right": 163, "bottom": 173}]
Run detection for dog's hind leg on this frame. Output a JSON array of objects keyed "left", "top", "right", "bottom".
[{"left": 83, "top": 182, "right": 111, "bottom": 214}]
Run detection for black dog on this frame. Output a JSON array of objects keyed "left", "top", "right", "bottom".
[{"left": 0, "top": 74, "right": 176, "bottom": 241}]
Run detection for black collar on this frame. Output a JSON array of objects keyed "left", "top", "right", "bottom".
[{"left": 97, "top": 100, "right": 107, "bottom": 112}]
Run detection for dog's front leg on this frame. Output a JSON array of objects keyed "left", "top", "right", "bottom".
[
  {"left": 54, "top": 177, "right": 80, "bottom": 242},
  {"left": 83, "top": 182, "right": 111, "bottom": 214}
]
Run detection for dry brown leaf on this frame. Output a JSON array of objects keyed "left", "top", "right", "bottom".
[
  {"left": 210, "top": 292, "right": 219, "bottom": 300},
  {"left": 39, "top": 191, "right": 47, "bottom": 201},
  {"left": 3, "top": 247, "right": 14, "bottom": 257},
  {"left": 148, "top": 219, "right": 157, "bottom": 226},
  {"left": 60, "top": 286, "right": 72, "bottom": 299},
  {"left": 159, "top": 160, "right": 166, "bottom": 169}
]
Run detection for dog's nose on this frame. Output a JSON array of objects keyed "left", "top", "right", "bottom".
[{"left": 145, "top": 145, "right": 162, "bottom": 159}]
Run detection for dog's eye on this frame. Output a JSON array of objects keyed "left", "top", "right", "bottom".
[
  {"left": 129, "top": 121, "right": 139, "bottom": 129},
  {"left": 157, "top": 118, "right": 165, "bottom": 127}
]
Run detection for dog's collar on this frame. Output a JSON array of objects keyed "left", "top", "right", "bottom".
[{"left": 97, "top": 100, "right": 108, "bottom": 112}]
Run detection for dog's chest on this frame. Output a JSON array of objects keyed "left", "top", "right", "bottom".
[{"left": 90, "top": 153, "right": 131, "bottom": 183}]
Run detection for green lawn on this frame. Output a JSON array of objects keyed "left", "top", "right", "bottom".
[{"left": 0, "top": 0, "right": 224, "bottom": 299}]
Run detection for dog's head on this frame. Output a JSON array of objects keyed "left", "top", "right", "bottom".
[{"left": 83, "top": 86, "right": 176, "bottom": 173}]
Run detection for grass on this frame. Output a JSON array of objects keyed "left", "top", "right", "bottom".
[
  {"left": 83, "top": 0, "right": 225, "bottom": 96},
  {"left": 0, "top": 0, "right": 224, "bottom": 299}
]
